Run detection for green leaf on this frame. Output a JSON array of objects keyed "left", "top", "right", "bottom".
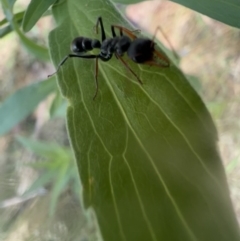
[
  {"left": 49, "top": 0, "right": 240, "bottom": 240},
  {"left": 0, "top": 79, "right": 56, "bottom": 136},
  {"left": 113, "top": 0, "right": 240, "bottom": 29},
  {"left": 22, "top": 0, "right": 56, "bottom": 32},
  {"left": 170, "top": 0, "right": 240, "bottom": 28}
]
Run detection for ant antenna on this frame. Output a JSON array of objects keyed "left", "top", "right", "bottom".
[
  {"left": 95, "top": 17, "right": 106, "bottom": 42},
  {"left": 48, "top": 55, "right": 69, "bottom": 77}
]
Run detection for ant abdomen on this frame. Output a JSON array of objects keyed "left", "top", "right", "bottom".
[{"left": 71, "top": 37, "right": 101, "bottom": 53}]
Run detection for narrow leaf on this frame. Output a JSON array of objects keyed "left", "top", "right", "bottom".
[
  {"left": 17, "top": 136, "right": 71, "bottom": 161},
  {"left": 14, "top": 25, "right": 50, "bottom": 61},
  {"left": 50, "top": 164, "right": 69, "bottom": 215},
  {"left": 0, "top": 12, "right": 24, "bottom": 38},
  {"left": 0, "top": 79, "right": 56, "bottom": 136},
  {"left": 0, "top": 10, "right": 25, "bottom": 26},
  {"left": 170, "top": 0, "right": 240, "bottom": 28},
  {"left": 22, "top": 0, "right": 57, "bottom": 32},
  {"left": 18, "top": 136, "right": 76, "bottom": 215},
  {"left": 0, "top": 24, "right": 12, "bottom": 38}
]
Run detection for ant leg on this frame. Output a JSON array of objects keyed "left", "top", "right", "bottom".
[
  {"left": 93, "top": 57, "right": 99, "bottom": 100},
  {"left": 153, "top": 49, "right": 170, "bottom": 67},
  {"left": 111, "top": 25, "right": 137, "bottom": 40},
  {"left": 151, "top": 26, "right": 178, "bottom": 59},
  {"left": 48, "top": 54, "right": 98, "bottom": 77},
  {"left": 119, "top": 28, "right": 123, "bottom": 36},
  {"left": 111, "top": 26, "right": 117, "bottom": 37},
  {"left": 111, "top": 25, "right": 141, "bottom": 38},
  {"left": 95, "top": 17, "right": 106, "bottom": 42},
  {"left": 115, "top": 53, "right": 143, "bottom": 85},
  {"left": 111, "top": 25, "right": 125, "bottom": 37}
]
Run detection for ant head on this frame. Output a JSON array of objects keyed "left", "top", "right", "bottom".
[{"left": 91, "top": 39, "right": 101, "bottom": 49}]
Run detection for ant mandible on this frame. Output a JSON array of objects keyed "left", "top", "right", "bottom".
[{"left": 48, "top": 17, "right": 170, "bottom": 99}]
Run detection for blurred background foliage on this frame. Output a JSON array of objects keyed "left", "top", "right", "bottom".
[{"left": 0, "top": 0, "right": 239, "bottom": 240}]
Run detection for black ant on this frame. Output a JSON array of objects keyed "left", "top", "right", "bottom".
[{"left": 48, "top": 17, "right": 170, "bottom": 99}]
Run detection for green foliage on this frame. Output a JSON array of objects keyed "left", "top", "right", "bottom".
[
  {"left": 0, "top": 23, "right": 12, "bottom": 37},
  {"left": 17, "top": 136, "right": 80, "bottom": 216},
  {"left": 48, "top": 0, "right": 240, "bottom": 241},
  {"left": 1, "top": 0, "right": 240, "bottom": 240},
  {"left": 0, "top": 11, "right": 24, "bottom": 38},
  {"left": 0, "top": 10, "right": 52, "bottom": 38},
  {"left": 1, "top": 0, "right": 49, "bottom": 60},
  {"left": 0, "top": 79, "right": 56, "bottom": 136}
]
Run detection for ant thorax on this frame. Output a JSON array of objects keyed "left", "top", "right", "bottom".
[
  {"left": 100, "top": 38, "right": 115, "bottom": 60},
  {"left": 100, "top": 36, "right": 131, "bottom": 59}
]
